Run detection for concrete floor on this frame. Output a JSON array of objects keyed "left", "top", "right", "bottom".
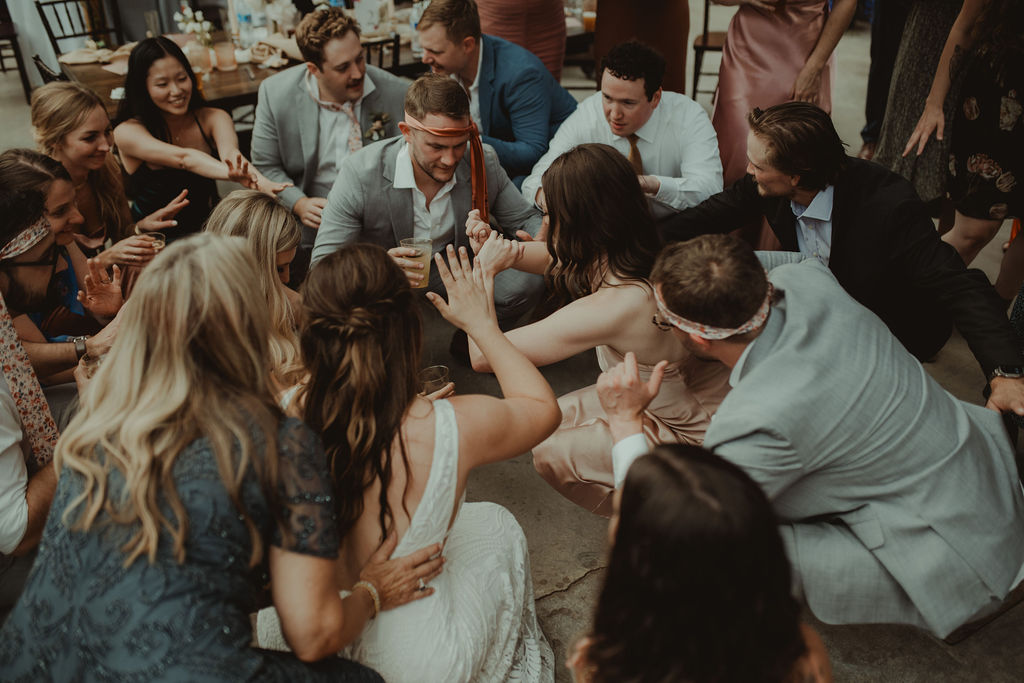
[{"left": 2, "top": 5, "right": 1021, "bottom": 680}]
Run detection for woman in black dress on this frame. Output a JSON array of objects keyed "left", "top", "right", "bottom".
[
  {"left": 0, "top": 234, "right": 441, "bottom": 681},
  {"left": 113, "top": 38, "right": 288, "bottom": 240},
  {"left": 905, "top": 0, "right": 1023, "bottom": 301}
]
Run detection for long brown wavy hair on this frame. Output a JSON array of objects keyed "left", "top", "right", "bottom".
[
  {"left": 32, "top": 81, "right": 133, "bottom": 242},
  {"left": 541, "top": 143, "right": 660, "bottom": 302},
  {"left": 56, "top": 234, "right": 283, "bottom": 567},
  {"left": 298, "top": 244, "right": 421, "bottom": 540}
]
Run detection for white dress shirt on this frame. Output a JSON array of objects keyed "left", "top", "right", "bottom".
[
  {"left": 307, "top": 70, "right": 377, "bottom": 198},
  {"left": 790, "top": 185, "right": 835, "bottom": 266},
  {"left": 454, "top": 48, "right": 484, "bottom": 129},
  {"left": 0, "top": 377, "right": 29, "bottom": 555},
  {"left": 521, "top": 90, "right": 723, "bottom": 211},
  {"left": 393, "top": 143, "right": 458, "bottom": 244}
]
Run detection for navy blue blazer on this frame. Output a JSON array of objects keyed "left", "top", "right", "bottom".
[{"left": 478, "top": 35, "right": 577, "bottom": 182}]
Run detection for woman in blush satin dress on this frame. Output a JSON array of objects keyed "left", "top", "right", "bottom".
[
  {"left": 477, "top": 0, "right": 566, "bottom": 80},
  {"left": 712, "top": 0, "right": 857, "bottom": 187}
]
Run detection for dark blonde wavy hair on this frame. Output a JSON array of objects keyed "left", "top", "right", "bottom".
[
  {"left": 541, "top": 143, "right": 659, "bottom": 302},
  {"left": 55, "top": 234, "right": 283, "bottom": 567},
  {"left": 32, "top": 81, "right": 132, "bottom": 242},
  {"left": 298, "top": 244, "right": 420, "bottom": 540}
]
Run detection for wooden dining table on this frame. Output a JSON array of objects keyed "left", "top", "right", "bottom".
[
  {"left": 60, "top": 34, "right": 428, "bottom": 120},
  {"left": 60, "top": 57, "right": 293, "bottom": 120}
]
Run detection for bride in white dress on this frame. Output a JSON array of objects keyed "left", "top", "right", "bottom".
[{"left": 256, "top": 243, "right": 559, "bottom": 682}]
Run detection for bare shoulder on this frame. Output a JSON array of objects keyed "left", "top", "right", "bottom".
[{"left": 196, "top": 106, "right": 232, "bottom": 127}]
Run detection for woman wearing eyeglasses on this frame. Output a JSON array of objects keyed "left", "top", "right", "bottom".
[{"left": 466, "top": 143, "right": 732, "bottom": 516}]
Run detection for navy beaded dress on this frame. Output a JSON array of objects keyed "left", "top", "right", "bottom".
[{"left": 0, "top": 418, "right": 382, "bottom": 683}]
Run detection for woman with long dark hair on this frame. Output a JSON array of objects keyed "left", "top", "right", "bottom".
[
  {"left": 468, "top": 143, "right": 732, "bottom": 516},
  {"left": 256, "top": 243, "right": 560, "bottom": 681},
  {"left": 569, "top": 444, "right": 831, "bottom": 683},
  {"left": 113, "top": 37, "right": 286, "bottom": 238}
]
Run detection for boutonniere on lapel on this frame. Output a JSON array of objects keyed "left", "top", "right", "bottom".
[{"left": 365, "top": 112, "right": 392, "bottom": 142}]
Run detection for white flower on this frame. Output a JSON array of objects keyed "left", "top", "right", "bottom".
[
  {"left": 202, "top": 20, "right": 212, "bottom": 31},
  {"left": 195, "top": 10, "right": 204, "bottom": 21},
  {"left": 173, "top": 11, "right": 183, "bottom": 22},
  {"left": 182, "top": 6, "right": 194, "bottom": 19}
]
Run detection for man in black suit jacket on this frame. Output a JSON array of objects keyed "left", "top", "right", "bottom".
[{"left": 660, "top": 102, "right": 1024, "bottom": 413}]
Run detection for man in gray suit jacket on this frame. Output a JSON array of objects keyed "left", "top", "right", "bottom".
[
  {"left": 600, "top": 235, "right": 1024, "bottom": 638},
  {"left": 251, "top": 7, "right": 408, "bottom": 282},
  {"left": 314, "top": 74, "right": 544, "bottom": 327}
]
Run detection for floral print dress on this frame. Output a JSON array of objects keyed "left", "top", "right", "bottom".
[{"left": 948, "top": 32, "right": 1023, "bottom": 221}]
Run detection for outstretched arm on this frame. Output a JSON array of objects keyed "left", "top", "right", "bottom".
[
  {"left": 903, "top": 0, "right": 987, "bottom": 156},
  {"left": 428, "top": 245, "right": 560, "bottom": 471},
  {"left": 791, "top": 0, "right": 857, "bottom": 105}
]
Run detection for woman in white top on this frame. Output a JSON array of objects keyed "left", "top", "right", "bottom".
[{"left": 257, "top": 243, "right": 560, "bottom": 682}]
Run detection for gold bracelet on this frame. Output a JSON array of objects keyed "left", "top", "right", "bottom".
[{"left": 353, "top": 580, "right": 380, "bottom": 618}]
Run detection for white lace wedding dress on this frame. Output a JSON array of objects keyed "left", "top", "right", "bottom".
[{"left": 256, "top": 399, "right": 554, "bottom": 682}]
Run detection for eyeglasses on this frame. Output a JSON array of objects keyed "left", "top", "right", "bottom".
[
  {"left": 0, "top": 244, "right": 60, "bottom": 269},
  {"left": 651, "top": 313, "right": 674, "bottom": 331}
]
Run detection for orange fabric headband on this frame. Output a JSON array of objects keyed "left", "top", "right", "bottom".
[{"left": 404, "top": 113, "right": 489, "bottom": 224}]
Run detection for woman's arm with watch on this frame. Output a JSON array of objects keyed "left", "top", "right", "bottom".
[{"left": 13, "top": 314, "right": 118, "bottom": 381}]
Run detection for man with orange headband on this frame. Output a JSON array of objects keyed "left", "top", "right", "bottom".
[
  {"left": 314, "top": 73, "right": 544, "bottom": 329},
  {"left": 598, "top": 234, "right": 1024, "bottom": 640}
]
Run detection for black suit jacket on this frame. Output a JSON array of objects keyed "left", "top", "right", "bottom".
[{"left": 659, "top": 157, "right": 1021, "bottom": 376}]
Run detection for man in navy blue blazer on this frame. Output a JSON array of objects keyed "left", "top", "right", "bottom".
[{"left": 417, "top": 0, "right": 577, "bottom": 186}]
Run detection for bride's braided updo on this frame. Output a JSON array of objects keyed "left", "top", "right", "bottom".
[{"left": 299, "top": 245, "right": 422, "bottom": 540}]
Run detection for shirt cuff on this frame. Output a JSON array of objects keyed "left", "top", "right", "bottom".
[{"left": 611, "top": 433, "right": 650, "bottom": 488}]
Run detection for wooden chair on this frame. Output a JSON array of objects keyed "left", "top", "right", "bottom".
[
  {"left": 0, "top": 0, "right": 30, "bottom": 104},
  {"left": 33, "top": 53, "right": 69, "bottom": 84},
  {"left": 363, "top": 33, "right": 401, "bottom": 72},
  {"left": 691, "top": 0, "right": 726, "bottom": 99},
  {"left": 35, "top": 0, "right": 124, "bottom": 56}
]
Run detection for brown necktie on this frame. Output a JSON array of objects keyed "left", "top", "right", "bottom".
[{"left": 627, "top": 134, "right": 643, "bottom": 174}]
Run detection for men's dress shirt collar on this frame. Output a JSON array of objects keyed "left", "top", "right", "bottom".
[
  {"left": 456, "top": 46, "right": 484, "bottom": 95},
  {"left": 790, "top": 184, "right": 834, "bottom": 223},
  {"left": 304, "top": 69, "right": 376, "bottom": 111},
  {"left": 393, "top": 142, "right": 458, "bottom": 194},
  {"left": 628, "top": 104, "right": 662, "bottom": 144}
]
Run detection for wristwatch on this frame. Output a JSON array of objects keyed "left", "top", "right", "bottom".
[
  {"left": 69, "top": 335, "right": 89, "bottom": 361},
  {"left": 989, "top": 365, "right": 1024, "bottom": 381}
]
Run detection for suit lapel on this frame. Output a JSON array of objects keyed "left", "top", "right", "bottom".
[
  {"left": 478, "top": 37, "right": 494, "bottom": 136},
  {"left": 297, "top": 76, "right": 319, "bottom": 181},
  {"left": 383, "top": 141, "right": 415, "bottom": 246}
]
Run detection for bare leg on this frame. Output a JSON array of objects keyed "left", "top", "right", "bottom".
[
  {"left": 941, "top": 211, "right": 1002, "bottom": 265},
  {"left": 996, "top": 226, "right": 1024, "bottom": 303}
]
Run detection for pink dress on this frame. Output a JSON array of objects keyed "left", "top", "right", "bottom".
[
  {"left": 532, "top": 345, "right": 731, "bottom": 517},
  {"left": 713, "top": 0, "right": 836, "bottom": 186},
  {"left": 477, "top": 0, "right": 567, "bottom": 81}
]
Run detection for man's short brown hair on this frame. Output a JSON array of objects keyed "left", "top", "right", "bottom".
[
  {"left": 746, "top": 102, "right": 847, "bottom": 192},
  {"left": 404, "top": 73, "right": 470, "bottom": 122},
  {"left": 295, "top": 7, "right": 361, "bottom": 67},
  {"left": 651, "top": 235, "right": 768, "bottom": 336},
  {"left": 417, "top": 0, "right": 481, "bottom": 43}
]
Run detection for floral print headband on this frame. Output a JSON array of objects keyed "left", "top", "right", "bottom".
[{"left": 654, "top": 282, "right": 774, "bottom": 340}]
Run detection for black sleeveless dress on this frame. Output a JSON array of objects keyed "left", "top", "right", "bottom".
[{"left": 126, "top": 113, "right": 221, "bottom": 241}]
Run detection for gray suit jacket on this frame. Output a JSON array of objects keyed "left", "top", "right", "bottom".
[
  {"left": 251, "top": 64, "right": 409, "bottom": 211},
  {"left": 704, "top": 258, "right": 1024, "bottom": 637},
  {"left": 312, "top": 136, "right": 543, "bottom": 264}
]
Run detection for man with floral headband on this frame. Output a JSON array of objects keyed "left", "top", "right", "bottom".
[
  {"left": 598, "top": 234, "right": 1024, "bottom": 639},
  {"left": 0, "top": 186, "right": 64, "bottom": 621},
  {"left": 315, "top": 73, "right": 544, "bottom": 330}
]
